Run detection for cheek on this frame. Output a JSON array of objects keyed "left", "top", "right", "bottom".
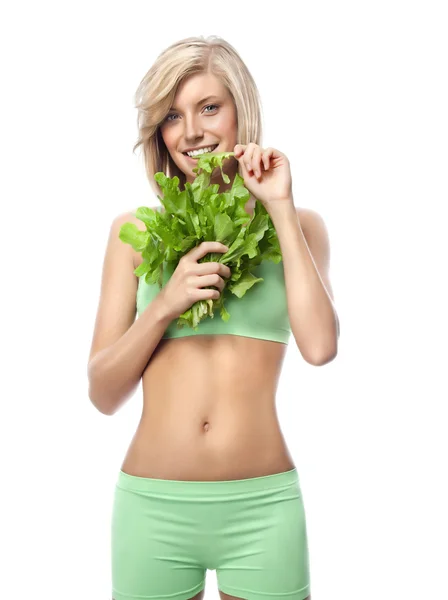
[
  {"left": 160, "top": 128, "right": 173, "bottom": 149},
  {"left": 213, "top": 111, "right": 236, "bottom": 136},
  {"left": 160, "top": 131, "right": 179, "bottom": 165}
]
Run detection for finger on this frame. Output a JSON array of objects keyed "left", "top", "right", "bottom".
[
  {"left": 244, "top": 143, "right": 256, "bottom": 173},
  {"left": 197, "top": 273, "right": 226, "bottom": 292},
  {"left": 188, "top": 241, "right": 229, "bottom": 262},
  {"left": 252, "top": 146, "right": 262, "bottom": 178},
  {"left": 196, "top": 261, "right": 230, "bottom": 278},
  {"left": 234, "top": 144, "right": 246, "bottom": 157},
  {"left": 262, "top": 148, "right": 273, "bottom": 171}
]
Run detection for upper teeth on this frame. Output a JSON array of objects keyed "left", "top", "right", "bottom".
[{"left": 186, "top": 145, "right": 217, "bottom": 157}]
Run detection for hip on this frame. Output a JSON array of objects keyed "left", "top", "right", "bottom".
[{"left": 111, "top": 466, "right": 310, "bottom": 599}]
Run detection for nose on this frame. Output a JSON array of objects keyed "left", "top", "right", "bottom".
[{"left": 183, "top": 113, "right": 204, "bottom": 145}]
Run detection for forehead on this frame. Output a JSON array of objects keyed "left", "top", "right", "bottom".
[{"left": 173, "top": 73, "right": 230, "bottom": 105}]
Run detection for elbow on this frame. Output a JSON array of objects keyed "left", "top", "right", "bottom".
[
  {"left": 306, "top": 321, "right": 339, "bottom": 366},
  {"left": 88, "top": 387, "right": 118, "bottom": 416},
  {"left": 309, "top": 349, "right": 337, "bottom": 366},
  {"left": 88, "top": 380, "right": 135, "bottom": 416},
  {"left": 87, "top": 375, "right": 132, "bottom": 417},
  {"left": 295, "top": 315, "right": 340, "bottom": 366},
  {"left": 87, "top": 361, "right": 119, "bottom": 416},
  {"left": 305, "top": 342, "right": 338, "bottom": 366},
  {"left": 87, "top": 356, "right": 139, "bottom": 416}
]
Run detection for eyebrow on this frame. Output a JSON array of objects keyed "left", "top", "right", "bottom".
[{"left": 170, "top": 95, "right": 220, "bottom": 112}]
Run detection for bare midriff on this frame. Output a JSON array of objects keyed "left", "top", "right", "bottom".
[{"left": 120, "top": 332, "right": 296, "bottom": 481}]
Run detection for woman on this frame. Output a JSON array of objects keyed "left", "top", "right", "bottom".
[{"left": 88, "top": 35, "right": 339, "bottom": 600}]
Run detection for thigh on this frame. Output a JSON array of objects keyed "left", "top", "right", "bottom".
[
  {"left": 216, "top": 482, "right": 311, "bottom": 599},
  {"left": 111, "top": 483, "right": 206, "bottom": 600}
]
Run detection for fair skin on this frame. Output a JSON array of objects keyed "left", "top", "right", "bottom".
[
  {"left": 160, "top": 72, "right": 311, "bottom": 600},
  {"left": 159, "top": 71, "right": 257, "bottom": 216}
]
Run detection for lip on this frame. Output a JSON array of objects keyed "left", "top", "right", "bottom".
[{"left": 182, "top": 143, "right": 219, "bottom": 161}]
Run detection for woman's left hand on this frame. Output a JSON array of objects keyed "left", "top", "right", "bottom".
[{"left": 234, "top": 143, "right": 293, "bottom": 209}]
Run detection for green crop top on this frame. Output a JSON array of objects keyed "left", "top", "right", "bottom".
[{"left": 136, "top": 257, "right": 291, "bottom": 345}]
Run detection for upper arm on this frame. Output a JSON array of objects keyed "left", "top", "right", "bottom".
[
  {"left": 87, "top": 211, "right": 142, "bottom": 367},
  {"left": 299, "top": 207, "right": 336, "bottom": 303},
  {"left": 299, "top": 207, "right": 339, "bottom": 337}
]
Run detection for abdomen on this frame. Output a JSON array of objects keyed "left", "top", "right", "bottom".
[{"left": 120, "top": 334, "right": 294, "bottom": 481}]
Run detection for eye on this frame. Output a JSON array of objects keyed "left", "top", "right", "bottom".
[
  {"left": 165, "top": 104, "right": 219, "bottom": 122},
  {"left": 204, "top": 103, "right": 219, "bottom": 113}
]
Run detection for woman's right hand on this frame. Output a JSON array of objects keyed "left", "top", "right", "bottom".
[{"left": 156, "top": 241, "right": 231, "bottom": 321}]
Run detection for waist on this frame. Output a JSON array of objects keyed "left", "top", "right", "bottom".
[
  {"left": 115, "top": 465, "right": 299, "bottom": 499},
  {"left": 121, "top": 403, "right": 294, "bottom": 481}
]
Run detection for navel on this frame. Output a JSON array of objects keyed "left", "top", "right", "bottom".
[{"left": 202, "top": 420, "right": 210, "bottom": 432}]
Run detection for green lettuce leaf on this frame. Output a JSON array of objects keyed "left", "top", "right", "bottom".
[{"left": 119, "top": 151, "right": 282, "bottom": 330}]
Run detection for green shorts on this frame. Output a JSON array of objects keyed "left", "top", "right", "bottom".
[{"left": 111, "top": 467, "right": 311, "bottom": 600}]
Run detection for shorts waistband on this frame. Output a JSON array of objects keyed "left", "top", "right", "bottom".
[{"left": 116, "top": 467, "right": 299, "bottom": 499}]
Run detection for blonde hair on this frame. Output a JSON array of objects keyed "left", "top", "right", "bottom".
[{"left": 132, "top": 35, "right": 264, "bottom": 199}]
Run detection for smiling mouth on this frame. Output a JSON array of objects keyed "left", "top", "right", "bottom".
[{"left": 182, "top": 144, "right": 219, "bottom": 157}]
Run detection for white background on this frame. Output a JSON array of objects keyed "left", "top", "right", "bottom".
[{"left": 1, "top": 1, "right": 447, "bottom": 598}]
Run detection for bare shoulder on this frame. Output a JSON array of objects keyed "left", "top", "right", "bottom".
[
  {"left": 296, "top": 206, "right": 321, "bottom": 225},
  {"left": 120, "top": 210, "right": 147, "bottom": 232},
  {"left": 296, "top": 207, "right": 331, "bottom": 245},
  {"left": 125, "top": 206, "right": 163, "bottom": 226}
]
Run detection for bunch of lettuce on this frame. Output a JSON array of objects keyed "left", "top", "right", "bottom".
[{"left": 119, "top": 151, "right": 282, "bottom": 330}]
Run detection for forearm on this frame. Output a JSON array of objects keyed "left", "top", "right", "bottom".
[
  {"left": 269, "top": 201, "right": 338, "bottom": 364},
  {"left": 88, "top": 297, "right": 173, "bottom": 415}
]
